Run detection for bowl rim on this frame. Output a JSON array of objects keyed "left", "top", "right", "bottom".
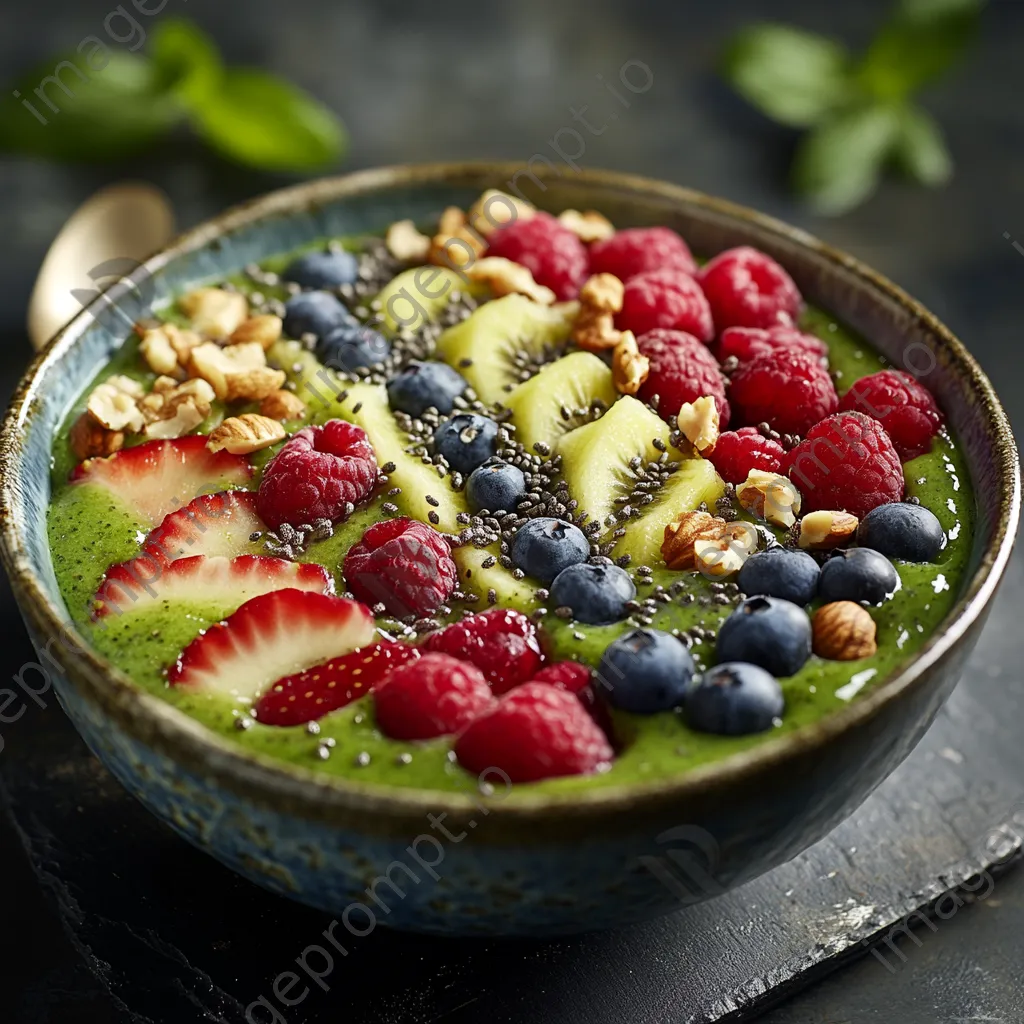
[{"left": 1, "top": 161, "right": 1019, "bottom": 825}]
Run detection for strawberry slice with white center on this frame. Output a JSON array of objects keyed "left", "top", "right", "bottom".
[
  {"left": 92, "top": 554, "right": 332, "bottom": 619},
  {"left": 168, "top": 589, "right": 377, "bottom": 701},
  {"left": 71, "top": 436, "right": 252, "bottom": 527},
  {"left": 142, "top": 490, "right": 265, "bottom": 566}
]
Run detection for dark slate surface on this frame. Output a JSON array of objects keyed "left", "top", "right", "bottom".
[{"left": 1, "top": 1, "right": 1023, "bottom": 1022}]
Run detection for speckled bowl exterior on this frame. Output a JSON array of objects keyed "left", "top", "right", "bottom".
[{"left": 1, "top": 164, "right": 1018, "bottom": 936}]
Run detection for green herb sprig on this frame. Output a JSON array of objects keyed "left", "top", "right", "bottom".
[
  {"left": 0, "top": 19, "right": 346, "bottom": 173},
  {"left": 722, "top": 0, "right": 983, "bottom": 214}
]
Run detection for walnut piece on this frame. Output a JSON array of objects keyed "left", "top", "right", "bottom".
[
  {"left": 230, "top": 314, "right": 283, "bottom": 350},
  {"left": 385, "top": 219, "right": 432, "bottom": 262},
  {"left": 69, "top": 413, "right": 124, "bottom": 460},
  {"left": 207, "top": 414, "right": 286, "bottom": 455},
  {"left": 572, "top": 273, "right": 625, "bottom": 352},
  {"left": 612, "top": 330, "right": 649, "bottom": 395},
  {"left": 737, "top": 470, "right": 803, "bottom": 529},
  {"left": 798, "top": 510, "right": 859, "bottom": 551},
  {"left": 812, "top": 601, "right": 878, "bottom": 660},
  {"left": 139, "top": 323, "right": 202, "bottom": 379},
  {"left": 464, "top": 257, "right": 555, "bottom": 304},
  {"left": 179, "top": 287, "right": 249, "bottom": 340},
  {"left": 676, "top": 396, "right": 720, "bottom": 455},
  {"left": 662, "top": 510, "right": 728, "bottom": 570},
  {"left": 86, "top": 375, "right": 145, "bottom": 433},
  {"left": 141, "top": 378, "right": 216, "bottom": 440},
  {"left": 558, "top": 208, "right": 615, "bottom": 243},
  {"left": 260, "top": 389, "right": 307, "bottom": 421},
  {"left": 189, "top": 341, "right": 286, "bottom": 402},
  {"left": 429, "top": 206, "right": 487, "bottom": 269},
  {"left": 467, "top": 189, "right": 534, "bottom": 238}
]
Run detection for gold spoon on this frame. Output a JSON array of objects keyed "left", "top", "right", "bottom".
[{"left": 27, "top": 182, "right": 175, "bottom": 351}]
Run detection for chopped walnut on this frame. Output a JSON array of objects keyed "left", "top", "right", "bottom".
[
  {"left": 189, "top": 341, "right": 286, "bottom": 402},
  {"left": 69, "top": 413, "right": 124, "bottom": 460},
  {"left": 179, "top": 287, "right": 249, "bottom": 340},
  {"left": 429, "top": 206, "right": 487, "bottom": 269},
  {"left": 798, "top": 510, "right": 859, "bottom": 551},
  {"left": 467, "top": 189, "right": 535, "bottom": 237},
  {"left": 737, "top": 470, "right": 803, "bottom": 529},
  {"left": 385, "top": 219, "right": 432, "bottom": 262},
  {"left": 463, "top": 257, "right": 555, "bottom": 304},
  {"left": 558, "top": 208, "right": 615, "bottom": 243},
  {"left": 572, "top": 273, "right": 625, "bottom": 352},
  {"left": 662, "top": 510, "right": 729, "bottom": 570},
  {"left": 676, "top": 396, "right": 720, "bottom": 455},
  {"left": 230, "top": 314, "right": 283, "bottom": 350},
  {"left": 260, "top": 389, "right": 308, "bottom": 421},
  {"left": 207, "top": 414, "right": 286, "bottom": 455},
  {"left": 612, "top": 331, "right": 649, "bottom": 395},
  {"left": 86, "top": 375, "right": 145, "bottom": 433},
  {"left": 139, "top": 323, "right": 202, "bottom": 379},
  {"left": 141, "top": 378, "right": 216, "bottom": 440}
]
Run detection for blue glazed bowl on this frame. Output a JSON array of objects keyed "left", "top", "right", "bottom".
[{"left": 1, "top": 164, "right": 1018, "bottom": 936}]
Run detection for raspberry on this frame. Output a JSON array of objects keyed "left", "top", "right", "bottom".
[
  {"left": 257, "top": 420, "right": 377, "bottom": 530},
  {"left": 783, "top": 411, "right": 905, "bottom": 518},
  {"left": 423, "top": 608, "right": 543, "bottom": 694},
  {"left": 838, "top": 370, "right": 944, "bottom": 461},
  {"left": 709, "top": 427, "right": 785, "bottom": 484},
  {"left": 375, "top": 652, "right": 494, "bottom": 740},
  {"left": 454, "top": 681, "right": 614, "bottom": 783},
  {"left": 486, "top": 211, "right": 588, "bottom": 300},
  {"left": 344, "top": 518, "right": 457, "bottom": 617},
  {"left": 718, "top": 325, "right": 828, "bottom": 366},
  {"left": 636, "top": 329, "right": 731, "bottom": 425},
  {"left": 588, "top": 226, "right": 697, "bottom": 280},
  {"left": 617, "top": 269, "right": 714, "bottom": 341},
  {"left": 729, "top": 350, "right": 838, "bottom": 435},
  {"left": 530, "top": 661, "right": 592, "bottom": 695},
  {"left": 698, "top": 246, "right": 802, "bottom": 330}
]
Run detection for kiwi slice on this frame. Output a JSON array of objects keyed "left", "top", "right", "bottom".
[
  {"left": 375, "top": 266, "right": 477, "bottom": 334},
  {"left": 453, "top": 544, "right": 540, "bottom": 613},
  {"left": 611, "top": 459, "right": 726, "bottom": 568},
  {"left": 556, "top": 396, "right": 674, "bottom": 529},
  {"left": 503, "top": 351, "right": 617, "bottom": 452},
  {"left": 435, "top": 295, "right": 577, "bottom": 405}
]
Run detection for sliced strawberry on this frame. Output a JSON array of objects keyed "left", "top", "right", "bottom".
[
  {"left": 254, "top": 641, "right": 421, "bottom": 726},
  {"left": 169, "top": 589, "right": 377, "bottom": 701},
  {"left": 71, "top": 437, "right": 252, "bottom": 527},
  {"left": 142, "top": 490, "right": 265, "bottom": 566},
  {"left": 93, "top": 554, "right": 332, "bottom": 619}
]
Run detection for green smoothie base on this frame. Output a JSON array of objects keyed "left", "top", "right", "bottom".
[{"left": 46, "top": 242, "right": 975, "bottom": 796}]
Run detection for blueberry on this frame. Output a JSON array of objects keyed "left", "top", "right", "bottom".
[
  {"left": 283, "top": 291, "right": 353, "bottom": 340},
  {"left": 857, "top": 503, "right": 945, "bottom": 563},
  {"left": 550, "top": 563, "right": 637, "bottom": 625},
  {"left": 685, "top": 663, "right": 784, "bottom": 736},
  {"left": 509, "top": 517, "right": 589, "bottom": 583},
  {"left": 283, "top": 250, "right": 359, "bottom": 289},
  {"left": 596, "top": 628, "right": 695, "bottom": 713},
  {"left": 433, "top": 414, "right": 499, "bottom": 475},
  {"left": 466, "top": 460, "right": 526, "bottom": 513},
  {"left": 818, "top": 548, "right": 899, "bottom": 605},
  {"left": 716, "top": 596, "right": 811, "bottom": 677},
  {"left": 387, "top": 360, "right": 467, "bottom": 417},
  {"left": 738, "top": 547, "right": 820, "bottom": 606},
  {"left": 316, "top": 322, "right": 391, "bottom": 372}
]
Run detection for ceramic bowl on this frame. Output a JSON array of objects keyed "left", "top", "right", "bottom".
[{"left": 1, "top": 164, "right": 1018, "bottom": 936}]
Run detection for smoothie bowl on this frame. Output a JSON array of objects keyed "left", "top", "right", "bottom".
[{"left": 0, "top": 164, "right": 1018, "bottom": 936}]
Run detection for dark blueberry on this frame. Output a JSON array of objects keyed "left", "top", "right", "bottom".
[
  {"left": 283, "top": 291, "right": 353, "bottom": 340},
  {"left": 433, "top": 414, "right": 499, "bottom": 475},
  {"left": 685, "top": 663, "right": 784, "bottom": 735},
  {"left": 550, "top": 563, "right": 637, "bottom": 625},
  {"left": 737, "top": 547, "right": 820, "bottom": 606},
  {"left": 818, "top": 548, "right": 899, "bottom": 605},
  {"left": 857, "top": 503, "right": 945, "bottom": 563},
  {"left": 387, "top": 360, "right": 467, "bottom": 417},
  {"left": 509, "top": 517, "right": 589, "bottom": 583},
  {"left": 466, "top": 460, "right": 526, "bottom": 513},
  {"left": 283, "top": 250, "right": 359, "bottom": 289},
  {"left": 316, "top": 322, "right": 391, "bottom": 372},
  {"left": 716, "top": 596, "right": 811, "bottom": 677},
  {"left": 596, "top": 628, "right": 695, "bottom": 713}
]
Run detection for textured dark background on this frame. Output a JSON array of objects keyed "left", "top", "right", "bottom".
[{"left": 1, "top": 1, "right": 1023, "bottom": 1021}]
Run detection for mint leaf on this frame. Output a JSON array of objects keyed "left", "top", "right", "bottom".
[
  {"left": 721, "top": 24, "right": 854, "bottom": 128},
  {"left": 189, "top": 68, "right": 346, "bottom": 172},
  {"left": 894, "top": 105, "right": 953, "bottom": 185},
  {"left": 0, "top": 52, "right": 184, "bottom": 161},
  {"left": 150, "top": 18, "right": 222, "bottom": 105},
  {"left": 793, "top": 104, "right": 902, "bottom": 214},
  {"left": 860, "top": 0, "right": 983, "bottom": 99}
]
